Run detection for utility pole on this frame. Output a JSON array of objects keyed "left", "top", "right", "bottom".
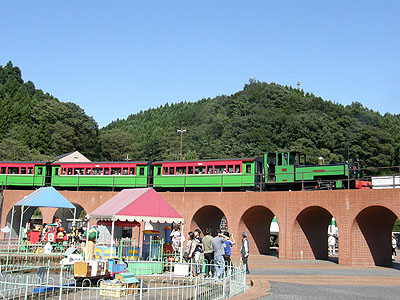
[{"left": 177, "top": 128, "right": 186, "bottom": 160}]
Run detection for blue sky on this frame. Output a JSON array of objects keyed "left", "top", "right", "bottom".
[{"left": 0, "top": 1, "right": 399, "bottom": 127}]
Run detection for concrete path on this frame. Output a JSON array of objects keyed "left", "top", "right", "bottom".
[{"left": 231, "top": 254, "right": 400, "bottom": 299}]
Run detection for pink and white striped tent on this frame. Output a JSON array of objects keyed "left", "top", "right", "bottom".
[{"left": 89, "top": 188, "right": 184, "bottom": 224}]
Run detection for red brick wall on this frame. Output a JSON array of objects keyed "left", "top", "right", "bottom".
[{"left": 2, "top": 189, "right": 400, "bottom": 266}]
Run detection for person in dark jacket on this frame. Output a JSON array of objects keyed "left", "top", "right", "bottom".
[{"left": 240, "top": 232, "right": 250, "bottom": 274}]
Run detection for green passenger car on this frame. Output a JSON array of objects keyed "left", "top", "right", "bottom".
[
  {"left": 51, "top": 162, "right": 150, "bottom": 189},
  {"left": 152, "top": 158, "right": 263, "bottom": 189},
  {"left": 0, "top": 162, "right": 47, "bottom": 187}
]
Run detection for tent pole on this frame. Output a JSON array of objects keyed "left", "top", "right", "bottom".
[
  {"left": 85, "top": 221, "right": 90, "bottom": 260},
  {"left": 73, "top": 208, "right": 76, "bottom": 227},
  {"left": 110, "top": 220, "right": 115, "bottom": 259},
  {"left": 137, "top": 225, "right": 141, "bottom": 259},
  {"left": 18, "top": 205, "right": 25, "bottom": 249},
  {"left": 179, "top": 223, "right": 184, "bottom": 263},
  {"left": 6, "top": 207, "right": 15, "bottom": 271},
  {"left": 8, "top": 207, "right": 15, "bottom": 242}
]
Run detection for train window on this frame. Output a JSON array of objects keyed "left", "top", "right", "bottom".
[
  {"left": 104, "top": 168, "right": 110, "bottom": 175},
  {"left": 92, "top": 168, "right": 102, "bottom": 175},
  {"left": 283, "top": 153, "right": 289, "bottom": 165},
  {"left": 0, "top": 167, "right": 5, "bottom": 174},
  {"left": 289, "top": 153, "right": 297, "bottom": 165},
  {"left": 207, "top": 166, "right": 213, "bottom": 174},
  {"left": 195, "top": 166, "right": 206, "bottom": 174},
  {"left": 55, "top": 168, "right": 59, "bottom": 175},
  {"left": 21, "top": 167, "right": 27, "bottom": 174},
  {"left": 8, "top": 167, "right": 19, "bottom": 174},
  {"left": 123, "top": 168, "right": 128, "bottom": 175},
  {"left": 62, "top": 168, "right": 67, "bottom": 175},
  {"left": 157, "top": 167, "right": 161, "bottom": 176},
  {"left": 169, "top": 167, "right": 174, "bottom": 175},
  {"left": 37, "top": 168, "right": 43, "bottom": 175},
  {"left": 278, "top": 154, "right": 282, "bottom": 166},
  {"left": 85, "top": 168, "right": 92, "bottom": 175},
  {"left": 245, "top": 165, "right": 251, "bottom": 173},
  {"left": 235, "top": 165, "right": 240, "bottom": 173},
  {"left": 139, "top": 168, "right": 145, "bottom": 176},
  {"left": 228, "top": 165, "right": 234, "bottom": 173},
  {"left": 67, "top": 168, "right": 72, "bottom": 175},
  {"left": 129, "top": 167, "right": 135, "bottom": 175},
  {"left": 176, "top": 167, "right": 186, "bottom": 175},
  {"left": 188, "top": 166, "right": 194, "bottom": 174},
  {"left": 74, "top": 168, "right": 84, "bottom": 175},
  {"left": 111, "top": 168, "right": 121, "bottom": 175},
  {"left": 163, "top": 167, "right": 168, "bottom": 175},
  {"left": 27, "top": 167, "right": 33, "bottom": 174},
  {"left": 214, "top": 165, "right": 225, "bottom": 174}
]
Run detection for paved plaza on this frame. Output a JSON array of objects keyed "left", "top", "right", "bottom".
[{"left": 232, "top": 254, "right": 400, "bottom": 300}]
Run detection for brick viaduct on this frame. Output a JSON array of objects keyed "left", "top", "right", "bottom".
[{"left": 1, "top": 189, "right": 400, "bottom": 267}]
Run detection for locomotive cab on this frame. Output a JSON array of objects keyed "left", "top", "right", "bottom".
[{"left": 264, "top": 152, "right": 306, "bottom": 183}]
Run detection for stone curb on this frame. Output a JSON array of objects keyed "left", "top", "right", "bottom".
[{"left": 229, "top": 276, "right": 271, "bottom": 300}]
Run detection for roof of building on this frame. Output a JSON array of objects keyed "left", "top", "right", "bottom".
[{"left": 55, "top": 151, "right": 75, "bottom": 160}]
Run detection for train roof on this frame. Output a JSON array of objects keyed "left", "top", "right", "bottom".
[
  {"left": 51, "top": 161, "right": 149, "bottom": 165},
  {"left": 153, "top": 157, "right": 261, "bottom": 164},
  {"left": 0, "top": 161, "right": 47, "bottom": 164}
]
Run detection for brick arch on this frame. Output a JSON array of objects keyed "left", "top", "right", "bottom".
[
  {"left": 4, "top": 206, "right": 44, "bottom": 238},
  {"left": 350, "top": 205, "right": 399, "bottom": 266},
  {"left": 53, "top": 203, "right": 87, "bottom": 227},
  {"left": 238, "top": 205, "right": 277, "bottom": 255},
  {"left": 190, "top": 205, "right": 227, "bottom": 234},
  {"left": 292, "top": 206, "right": 334, "bottom": 260}
]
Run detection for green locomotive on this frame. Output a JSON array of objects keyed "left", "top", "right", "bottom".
[{"left": 264, "top": 151, "right": 357, "bottom": 190}]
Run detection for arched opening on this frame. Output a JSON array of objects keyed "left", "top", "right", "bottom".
[
  {"left": 31, "top": 208, "right": 43, "bottom": 227},
  {"left": 190, "top": 205, "right": 226, "bottom": 234},
  {"left": 328, "top": 217, "right": 338, "bottom": 257},
  {"left": 270, "top": 216, "right": 279, "bottom": 251},
  {"left": 52, "top": 203, "right": 87, "bottom": 231},
  {"left": 351, "top": 206, "right": 398, "bottom": 266},
  {"left": 239, "top": 206, "right": 275, "bottom": 255},
  {"left": 293, "top": 206, "right": 333, "bottom": 260},
  {"left": 5, "top": 206, "right": 43, "bottom": 239}
]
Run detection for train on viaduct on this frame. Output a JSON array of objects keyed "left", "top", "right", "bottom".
[{"left": 1, "top": 188, "right": 400, "bottom": 267}]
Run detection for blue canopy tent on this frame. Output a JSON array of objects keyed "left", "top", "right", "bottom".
[{"left": 8, "top": 187, "right": 76, "bottom": 248}]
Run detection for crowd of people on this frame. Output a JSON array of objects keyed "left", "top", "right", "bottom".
[{"left": 171, "top": 225, "right": 250, "bottom": 278}]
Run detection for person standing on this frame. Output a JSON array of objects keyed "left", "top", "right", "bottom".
[
  {"left": 202, "top": 228, "right": 214, "bottom": 278},
  {"left": 212, "top": 229, "right": 227, "bottom": 279},
  {"left": 328, "top": 234, "right": 336, "bottom": 255},
  {"left": 193, "top": 229, "right": 203, "bottom": 275},
  {"left": 241, "top": 232, "right": 250, "bottom": 274},
  {"left": 223, "top": 232, "right": 235, "bottom": 271},
  {"left": 392, "top": 233, "right": 397, "bottom": 261},
  {"left": 170, "top": 224, "right": 184, "bottom": 253},
  {"left": 184, "top": 232, "right": 197, "bottom": 263}
]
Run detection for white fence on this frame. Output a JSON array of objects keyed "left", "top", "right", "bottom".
[{"left": 0, "top": 261, "right": 247, "bottom": 300}]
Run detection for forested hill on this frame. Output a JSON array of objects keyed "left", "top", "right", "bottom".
[
  {"left": 0, "top": 61, "right": 100, "bottom": 160},
  {"left": 1, "top": 61, "right": 399, "bottom": 170},
  {"left": 104, "top": 79, "right": 400, "bottom": 169}
]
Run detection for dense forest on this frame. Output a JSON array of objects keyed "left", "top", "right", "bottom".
[
  {"left": 0, "top": 62, "right": 100, "bottom": 160},
  {"left": 1, "top": 61, "right": 399, "bottom": 173},
  {"left": 105, "top": 80, "right": 400, "bottom": 172}
]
